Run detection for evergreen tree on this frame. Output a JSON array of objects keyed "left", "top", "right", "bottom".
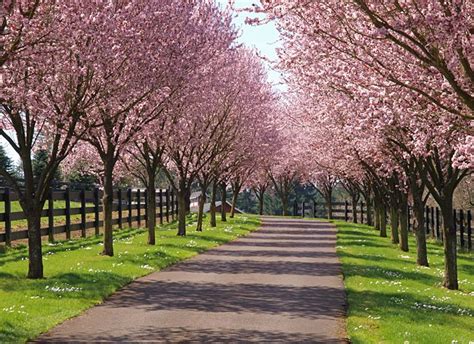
[
  {"left": 32, "top": 149, "right": 62, "bottom": 182},
  {"left": 0, "top": 145, "right": 15, "bottom": 176},
  {"left": 67, "top": 171, "right": 98, "bottom": 190}
]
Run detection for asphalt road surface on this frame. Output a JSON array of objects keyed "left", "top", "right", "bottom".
[{"left": 35, "top": 216, "right": 347, "bottom": 343}]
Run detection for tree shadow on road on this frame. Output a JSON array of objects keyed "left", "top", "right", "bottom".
[
  {"left": 35, "top": 326, "right": 348, "bottom": 343},
  {"left": 96, "top": 280, "right": 346, "bottom": 320},
  {"left": 166, "top": 258, "right": 342, "bottom": 276}
]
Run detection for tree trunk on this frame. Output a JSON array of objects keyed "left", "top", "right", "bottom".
[
  {"left": 327, "top": 198, "right": 333, "bottom": 219},
  {"left": 102, "top": 159, "right": 114, "bottom": 256},
  {"left": 185, "top": 187, "right": 191, "bottom": 214},
  {"left": 413, "top": 200, "right": 429, "bottom": 266},
  {"left": 230, "top": 186, "right": 240, "bottom": 218},
  {"left": 210, "top": 182, "right": 217, "bottom": 227},
  {"left": 375, "top": 203, "right": 381, "bottom": 231},
  {"left": 281, "top": 193, "right": 288, "bottom": 216},
  {"left": 177, "top": 187, "right": 187, "bottom": 236},
  {"left": 26, "top": 209, "right": 44, "bottom": 279},
  {"left": 399, "top": 200, "right": 409, "bottom": 252},
  {"left": 146, "top": 172, "right": 156, "bottom": 245},
  {"left": 390, "top": 207, "right": 400, "bottom": 244},
  {"left": 440, "top": 198, "right": 458, "bottom": 290},
  {"left": 366, "top": 198, "right": 373, "bottom": 226},
  {"left": 196, "top": 189, "right": 206, "bottom": 232},
  {"left": 380, "top": 205, "right": 387, "bottom": 237},
  {"left": 220, "top": 183, "right": 227, "bottom": 222},
  {"left": 351, "top": 195, "right": 358, "bottom": 223},
  {"left": 259, "top": 195, "right": 264, "bottom": 215}
]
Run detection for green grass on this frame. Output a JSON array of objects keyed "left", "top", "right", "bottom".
[
  {"left": 0, "top": 214, "right": 260, "bottom": 343},
  {"left": 334, "top": 220, "right": 474, "bottom": 344}
]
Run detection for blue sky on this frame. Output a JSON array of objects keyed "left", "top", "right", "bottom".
[{"left": 216, "top": 0, "right": 284, "bottom": 89}]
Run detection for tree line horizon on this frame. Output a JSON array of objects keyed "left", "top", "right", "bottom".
[{"left": 1, "top": 0, "right": 473, "bottom": 293}]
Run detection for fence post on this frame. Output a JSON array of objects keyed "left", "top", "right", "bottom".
[
  {"left": 137, "top": 189, "right": 141, "bottom": 227},
  {"left": 436, "top": 207, "right": 440, "bottom": 239},
  {"left": 175, "top": 189, "right": 178, "bottom": 218},
  {"left": 159, "top": 189, "right": 163, "bottom": 225},
  {"left": 467, "top": 210, "right": 472, "bottom": 251},
  {"left": 460, "top": 209, "right": 465, "bottom": 249},
  {"left": 118, "top": 188, "right": 122, "bottom": 229},
  {"left": 127, "top": 188, "right": 132, "bottom": 227},
  {"left": 48, "top": 188, "right": 54, "bottom": 242},
  {"left": 344, "top": 200, "right": 348, "bottom": 222},
  {"left": 166, "top": 188, "right": 170, "bottom": 222},
  {"left": 94, "top": 187, "right": 100, "bottom": 235},
  {"left": 65, "top": 188, "right": 71, "bottom": 239},
  {"left": 144, "top": 189, "right": 148, "bottom": 227},
  {"left": 302, "top": 201, "right": 305, "bottom": 218},
  {"left": 171, "top": 189, "right": 175, "bottom": 220},
  {"left": 80, "top": 189, "right": 86, "bottom": 238},
  {"left": 165, "top": 189, "right": 170, "bottom": 222},
  {"left": 361, "top": 202, "right": 364, "bottom": 224},
  {"left": 4, "top": 187, "right": 11, "bottom": 246}
]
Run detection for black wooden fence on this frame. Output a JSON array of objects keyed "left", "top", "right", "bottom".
[
  {"left": 293, "top": 200, "right": 367, "bottom": 221},
  {"left": 0, "top": 187, "right": 177, "bottom": 245},
  {"left": 293, "top": 200, "right": 472, "bottom": 251}
]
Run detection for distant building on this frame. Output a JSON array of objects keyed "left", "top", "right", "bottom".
[{"left": 189, "top": 190, "right": 244, "bottom": 214}]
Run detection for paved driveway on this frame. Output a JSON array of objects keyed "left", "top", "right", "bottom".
[{"left": 35, "top": 216, "right": 347, "bottom": 343}]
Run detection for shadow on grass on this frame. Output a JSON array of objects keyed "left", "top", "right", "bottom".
[
  {"left": 346, "top": 288, "right": 473, "bottom": 322},
  {"left": 0, "top": 320, "right": 30, "bottom": 343},
  {"left": 0, "top": 228, "right": 144, "bottom": 267},
  {"left": 340, "top": 259, "right": 440, "bottom": 286},
  {"left": 0, "top": 272, "right": 131, "bottom": 298},
  {"left": 458, "top": 263, "right": 474, "bottom": 276},
  {"left": 337, "top": 229, "right": 376, "bottom": 237},
  {"left": 338, "top": 251, "right": 411, "bottom": 264},
  {"left": 337, "top": 240, "right": 388, "bottom": 249}
]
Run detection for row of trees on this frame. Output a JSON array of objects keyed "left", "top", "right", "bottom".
[
  {"left": 0, "top": 1, "right": 281, "bottom": 279},
  {"left": 251, "top": 0, "right": 473, "bottom": 290}
]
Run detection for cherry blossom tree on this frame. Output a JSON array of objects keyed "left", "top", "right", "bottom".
[
  {"left": 64, "top": 1, "right": 238, "bottom": 254},
  {"left": 67, "top": 1, "right": 193, "bottom": 257},
  {"left": 0, "top": 1, "right": 132, "bottom": 278},
  {"left": 256, "top": 0, "right": 471, "bottom": 290},
  {"left": 310, "top": 170, "right": 338, "bottom": 220},
  {"left": 250, "top": 167, "right": 272, "bottom": 215},
  {"left": 122, "top": 2, "right": 239, "bottom": 242},
  {"left": 161, "top": 44, "right": 276, "bottom": 235},
  {"left": 256, "top": 0, "right": 473, "bottom": 120}
]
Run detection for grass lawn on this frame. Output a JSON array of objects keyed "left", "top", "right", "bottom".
[
  {"left": 334, "top": 220, "right": 474, "bottom": 344},
  {"left": 0, "top": 214, "right": 260, "bottom": 343}
]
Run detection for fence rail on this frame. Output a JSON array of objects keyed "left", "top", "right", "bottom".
[
  {"left": 293, "top": 200, "right": 472, "bottom": 250},
  {"left": 0, "top": 187, "right": 177, "bottom": 245}
]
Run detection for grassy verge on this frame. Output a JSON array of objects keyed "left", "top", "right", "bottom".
[
  {"left": 0, "top": 214, "right": 260, "bottom": 343},
  {"left": 334, "top": 220, "right": 474, "bottom": 344}
]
